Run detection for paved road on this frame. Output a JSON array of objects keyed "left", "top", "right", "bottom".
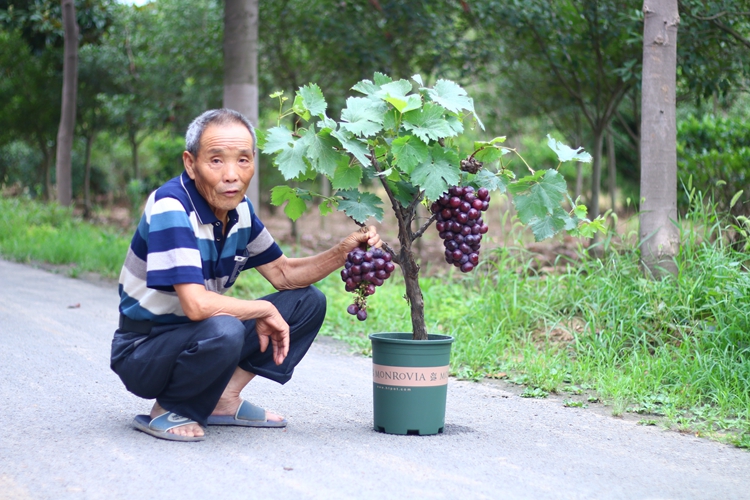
[{"left": 1, "top": 259, "right": 749, "bottom": 500}]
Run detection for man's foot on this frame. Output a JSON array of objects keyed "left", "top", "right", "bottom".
[
  {"left": 208, "top": 400, "right": 287, "bottom": 428},
  {"left": 150, "top": 402, "right": 205, "bottom": 438},
  {"left": 210, "top": 366, "right": 285, "bottom": 423}
]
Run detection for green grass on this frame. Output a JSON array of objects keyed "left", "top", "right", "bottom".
[
  {"left": 2, "top": 194, "right": 749, "bottom": 447},
  {"left": 0, "top": 196, "right": 130, "bottom": 279}
]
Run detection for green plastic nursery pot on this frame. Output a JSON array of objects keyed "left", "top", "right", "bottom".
[{"left": 369, "top": 332, "right": 454, "bottom": 435}]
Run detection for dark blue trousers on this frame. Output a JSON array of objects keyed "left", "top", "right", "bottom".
[{"left": 111, "top": 286, "right": 326, "bottom": 426}]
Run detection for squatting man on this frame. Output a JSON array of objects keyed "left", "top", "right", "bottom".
[{"left": 111, "top": 108, "right": 381, "bottom": 442}]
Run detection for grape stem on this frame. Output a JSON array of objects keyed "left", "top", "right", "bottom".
[{"left": 413, "top": 212, "right": 438, "bottom": 241}]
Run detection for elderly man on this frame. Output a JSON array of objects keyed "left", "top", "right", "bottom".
[{"left": 110, "top": 108, "right": 380, "bottom": 442}]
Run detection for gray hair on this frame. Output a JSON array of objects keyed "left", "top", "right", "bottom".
[{"left": 185, "top": 108, "right": 257, "bottom": 157}]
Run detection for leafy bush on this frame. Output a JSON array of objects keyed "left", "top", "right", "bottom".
[{"left": 677, "top": 114, "right": 750, "bottom": 216}]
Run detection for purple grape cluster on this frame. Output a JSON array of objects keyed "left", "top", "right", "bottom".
[
  {"left": 340, "top": 247, "right": 395, "bottom": 321},
  {"left": 430, "top": 186, "right": 490, "bottom": 273}
]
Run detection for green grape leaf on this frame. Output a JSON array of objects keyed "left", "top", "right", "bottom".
[
  {"left": 292, "top": 95, "right": 311, "bottom": 121},
  {"left": 528, "top": 207, "right": 570, "bottom": 241},
  {"left": 426, "top": 79, "right": 474, "bottom": 113},
  {"left": 340, "top": 97, "right": 385, "bottom": 137},
  {"left": 255, "top": 128, "right": 267, "bottom": 150},
  {"left": 385, "top": 94, "right": 422, "bottom": 114},
  {"left": 352, "top": 79, "right": 378, "bottom": 96},
  {"left": 507, "top": 169, "right": 547, "bottom": 195},
  {"left": 383, "top": 109, "right": 399, "bottom": 131},
  {"left": 319, "top": 198, "right": 336, "bottom": 217},
  {"left": 474, "top": 169, "right": 508, "bottom": 194},
  {"left": 474, "top": 145, "right": 507, "bottom": 164},
  {"left": 261, "top": 126, "right": 294, "bottom": 154},
  {"left": 392, "top": 135, "right": 429, "bottom": 174},
  {"left": 316, "top": 114, "right": 338, "bottom": 131},
  {"left": 402, "top": 103, "right": 455, "bottom": 144},
  {"left": 426, "top": 79, "right": 485, "bottom": 130},
  {"left": 412, "top": 74, "right": 424, "bottom": 86},
  {"left": 373, "top": 72, "right": 392, "bottom": 86},
  {"left": 276, "top": 138, "right": 310, "bottom": 180},
  {"left": 388, "top": 180, "right": 419, "bottom": 208},
  {"left": 298, "top": 83, "right": 327, "bottom": 117},
  {"left": 411, "top": 146, "right": 460, "bottom": 201},
  {"left": 306, "top": 129, "right": 343, "bottom": 177},
  {"left": 336, "top": 189, "right": 384, "bottom": 223},
  {"left": 547, "top": 134, "right": 592, "bottom": 163},
  {"left": 331, "top": 158, "right": 363, "bottom": 190},
  {"left": 262, "top": 127, "right": 310, "bottom": 180},
  {"left": 575, "top": 216, "right": 608, "bottom": 238},
  {"left": 297, "top": 163, "right": 320, "bottom": 182},
  {"left": 270, "top": 186, "right": 308, "bottom": 221},
  {"left": 331, "top": 129, "right": 371, "bottom": 167},
  {"left": 446, "top": 115, "right": 464, "bottom": 135},
  {"left": 573, "top": 204, "right": 588, "bottom": 220},
  {"left": 511, "top": 170, "right": 568, "bottom": 224},
  {"left": 377, "top": 79, "right": 413, "bottom": 100}
]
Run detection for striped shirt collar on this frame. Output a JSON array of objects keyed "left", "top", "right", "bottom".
[{"left": 179, "top": 171, "right": 240, "bottom": 226}]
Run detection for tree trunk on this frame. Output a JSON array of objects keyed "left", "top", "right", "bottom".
[
  {"left": 575, "top": 162, "right": 583, "bottom": 202},
  {"left": 39, "top": 136, "right": 53, "bottom": 201},
  {"left": 55, "top": 0, "right": 79, "bottom": 207},
  {"left": 223, "top": 0, "right": 260, "bottom": 209},
  {"left": 639, "top": 0, "right": 679, "bottom": 277},
  {"left": 590, "top": 129, "right": 604, "bottom": 219},
  {"left": 607, "top": 130, "right": 617, "bottom": 212},
  {"left": 129, "top": 130, "right": 139, "bottom": 180},
  {"left": 398, "top": 231, "right": 427, "bottom": 340},
  {"left": 83, "top": 132, "right": 95, "bottom": 219}
]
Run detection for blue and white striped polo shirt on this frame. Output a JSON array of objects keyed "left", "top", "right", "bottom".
[{"left": 118, "top": 171, "right": 283, "bottom": 324}]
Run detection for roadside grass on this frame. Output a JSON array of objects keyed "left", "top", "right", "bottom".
[
  {"left": 0, "top": 197, "right": 129, "bottom": 279},
  {"left": 2, "top": 194, "right": 749, "bottom": 447}
]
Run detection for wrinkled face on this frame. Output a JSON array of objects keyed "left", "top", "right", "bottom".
[{"left": 183, "top": 122, "right": 255, "bottom": 223}]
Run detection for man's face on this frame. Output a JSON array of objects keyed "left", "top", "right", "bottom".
[{"left": 183, "top": 122, "right": 255, "bottom": 221}]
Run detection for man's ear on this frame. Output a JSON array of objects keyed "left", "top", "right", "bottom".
[{"left": 183, "top": 151, "right": 196, "bottom": 180}]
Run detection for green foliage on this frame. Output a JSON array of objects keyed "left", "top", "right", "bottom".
[
  {"left": 0, "top": 0, "right": 116, "bottom": 51},
  {"left": 263, "top": 74, "right": 602, "bottom": 238},
  {"left": 677, "top": 0, "right": 750, "bottom": 99},
  {"left": 0, "top": 196, "right": 129, "bottom": 278},
  {"left": 677, "top": 114, "right": 750, "bottom": 216}
]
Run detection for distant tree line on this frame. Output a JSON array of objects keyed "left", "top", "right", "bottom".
[{"left": 0, "top": 0, "right": 748, "bottom": 226}]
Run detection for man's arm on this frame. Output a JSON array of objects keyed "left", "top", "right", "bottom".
[
  {"left": 255, "top": 226, "right": 381, "bottom": 291},
  {"left": 173, "top": 283, "right": 290, "bottom": 365}
]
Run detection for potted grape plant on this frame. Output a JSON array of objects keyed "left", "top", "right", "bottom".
[{"left": 260, "top": 73, "right": 602, "bottom": 435}]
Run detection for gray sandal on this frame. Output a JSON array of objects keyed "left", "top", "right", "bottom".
[
  {"left": 132, "top": 412, "right": 206, "bottom": 442},
  {"left": 206, "top": 400, "right": 287, "bottom": 428}
]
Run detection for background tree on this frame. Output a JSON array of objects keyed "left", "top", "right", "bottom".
[
  {"left": 0, "top": 0, "right": 113, "bottom": 199},
  {"left": 0, "top": 28, "right": 61, "bottom": 197},
  {"left": 469, "top": 1, "right": 642, "bottom": 220},
  {"left": 223, "top": 0, "right": 259, "bottom": 207},
  {"left": 639, "top": 0, "right": 680, "bottom": 277},
  {"left": 55, "top": 0, "right": 79, "bottom": 206},
  {"left": 76, "top": 41, "right": 119, "bottom": 216}
]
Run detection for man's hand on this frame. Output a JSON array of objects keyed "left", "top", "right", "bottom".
[
  {"left": 340, "top": 225, "right": 382, "bottom": 255},
  {"left": 255, "top": 301, "right": 290, "bottom": 365}
]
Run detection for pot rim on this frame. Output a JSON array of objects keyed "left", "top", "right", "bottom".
[{"left": 369, "top": 332, "right": 455, "bottom": 344}]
